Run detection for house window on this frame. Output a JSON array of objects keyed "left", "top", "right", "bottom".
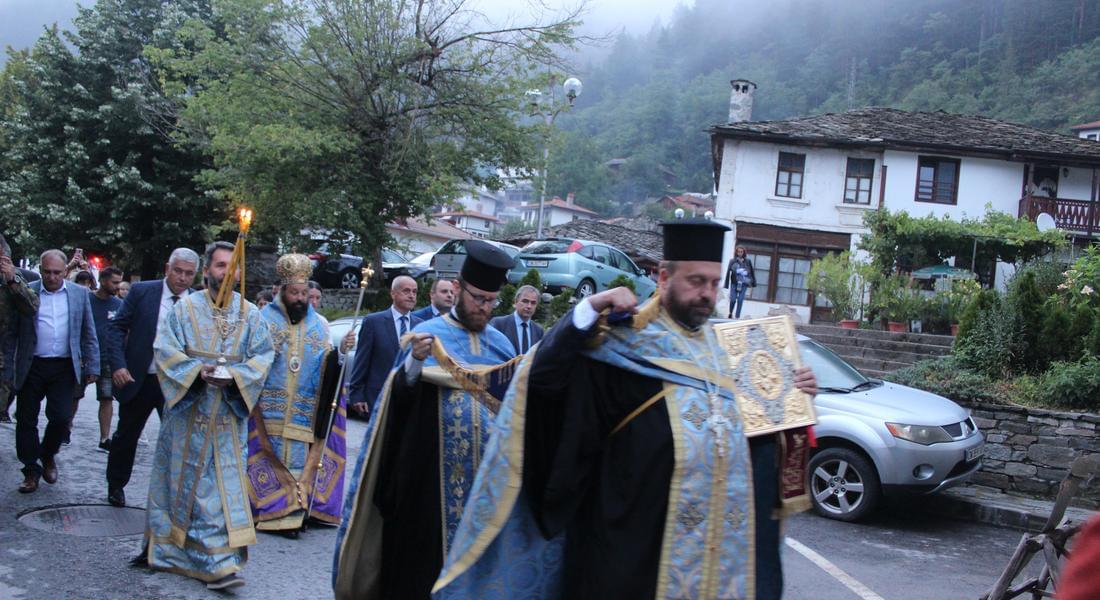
[
  {"left": 741, "top": 244, "right": 823, "bottom": 306},
  {"left": 1088, "top": 134, "right": 1098, "bottom": 141},
  {"left": 774, "top": 257, "right": 812, "bottom": 304},
  {"left": 844, "top": 158, "right": 874, "bottom": 204},
  {"left": 915, "top": 156, "right": 960, "bottom": 204},
  {"left": 774, "top": 152, "right": 805, "bottom": 198},
  {"left": 745, "top": 252, "right": 772, "bottom": 302}
]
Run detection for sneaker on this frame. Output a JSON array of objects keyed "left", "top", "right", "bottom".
[
  {"left": 206, "top": 574, "right": 245, "bottom": 590},
  {"left": 98, "top": 438, "right": 111, "bottom": 453}
]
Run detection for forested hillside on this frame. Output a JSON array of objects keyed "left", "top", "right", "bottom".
[{"left": 550, "top": 0, "right": 1100, "bottom": 213}]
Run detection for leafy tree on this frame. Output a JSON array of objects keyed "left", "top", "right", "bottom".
[
  {"left": 152, "top": 0, "right": 582, "bottom": 283},
  {"left": 0, "top": 0, "right": 219, "bottom": 277}
]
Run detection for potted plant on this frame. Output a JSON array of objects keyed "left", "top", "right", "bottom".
[
  {"left": 941, "top": 278, "right": 980, "bottom": 336},
  {"left": 808, "top": 251, "right": 864, "bottom": 328},
  {"left": 871, "top": 273, "right": 911, "bottom": 332}
]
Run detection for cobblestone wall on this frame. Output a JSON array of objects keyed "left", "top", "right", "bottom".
[{"left": 962, "top": 400, "right": 1100, "bottom": 508}]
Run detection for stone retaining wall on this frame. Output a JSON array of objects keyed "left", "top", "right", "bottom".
[{"left": 961, "top": 400, "right": 1100, "bottom": 508}]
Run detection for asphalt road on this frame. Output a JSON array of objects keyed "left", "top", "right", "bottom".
[{"left": 0, "top": 386, "right": 1039, "bottom": 599}]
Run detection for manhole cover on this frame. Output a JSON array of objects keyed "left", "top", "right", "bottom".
[{"left": 18, "top": 504, "right": 146, "bottom": 537}]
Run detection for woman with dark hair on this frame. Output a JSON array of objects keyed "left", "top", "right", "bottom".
[{"left": 724, "top": 245, "right": 756, "bottom": 319}]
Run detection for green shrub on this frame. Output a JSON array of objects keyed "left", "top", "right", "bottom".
[
  {"left": 520, "top": 269, "right": 542, "bottom": 289},
  {"left": 808, "top": 251, "right": 866, "bottom": 321},
  {"left": 890, "top": 357, "right": 1002, "bottom": 404},
  {"left": 1036, "top": 301, "right": 1073, "bottom": 369},
  {"left": 956, "top": 288, "right": 995, "bottom": 343},
  {"left": 540, "top": 288, "right": 575, "bottom": 328},
  {"left": 1010, "top": 260, "right": 1068, "bottom": 298},
  {"left": 1008, "top": 270, "right": 1045, "bottom": 371},
  {"left": 1032, "top": 357, "right": 1100, "bottom": 411},
  {"left": 607, "top": 274, "right": 637, "bottom": 294},
  {"left": 493, "top": 284, "right": 517, "bottom": 317},
  {"left": 954, "top": 293, "right": 1022, "bottom": 378}
]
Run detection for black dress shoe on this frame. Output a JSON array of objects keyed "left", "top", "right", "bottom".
[
  {"left": 108, "top": 487, "right": 126, "bottom": 507},
  {"left": 129, "top": 550, "right": 149, "bottom": 567},
  {"left": 98, "top": 438, "right": 111, "bottom": 453}
]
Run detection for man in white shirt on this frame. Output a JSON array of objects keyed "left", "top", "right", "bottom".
[
  {"left": 489, "top": 284, "right": 544, "bottom": 354},
  {"left": 104, "top": 248, "right": 198, "bottom": 507},
  {"left": 345, "top": 276, "right": 421, "bottom": 418},
  {"left": 14, "top": 249, "right": 99, "bottom": 493},
  {"left": 411, "top": 278, "right": 454, "bottom": 321}
]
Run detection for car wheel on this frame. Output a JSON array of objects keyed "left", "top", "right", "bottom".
[
  {"left": 808, "top": 447, "right": 881, "bottom": 522},
  {"left": 340, "top": 269, "right": 361, "bottom": 289},
  {"left": 575, "top": 278, "right": 597, "bottom": 299}
]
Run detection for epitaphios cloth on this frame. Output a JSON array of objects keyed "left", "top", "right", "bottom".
[
  {"left": 145, "top": 291, "right": 275, "bottom": 583},
  {"left": 246, "top": 301, "right": 345, "bottom": 530},
  {"left": 432, "top": 300, "right": 816, "bottom": 599},
  {"left": 332, "top": 314, "right": 520, "bottom": 600}
]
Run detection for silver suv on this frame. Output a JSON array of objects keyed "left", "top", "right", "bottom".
[{"left": 798, "top": 337, "right": 984, "bottom": 521}]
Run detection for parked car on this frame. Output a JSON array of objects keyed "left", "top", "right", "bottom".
[
  {"left": 796, "top": 335, "right": 984, "bottom": 521},
  {"left": 431, "top": 239, "right": 520, "bottom": 281},
  {"left": 309, "top": 244, "right": 364, "bottom": 289},
  {"left": 507, "top": 238, "right": 657, "bottom": 299},
  {"left": 310, "top": 246, "right": 431, "bottom": 289},
  {"left": 382, "top": 249, "right": 433, "bottom": 285}
]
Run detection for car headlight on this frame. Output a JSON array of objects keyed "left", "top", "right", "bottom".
[{"left": 885, "top": 422, "right": 953, "bottom": 445}]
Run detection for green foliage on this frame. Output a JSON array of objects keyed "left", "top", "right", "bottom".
[
  {"left": 870, "top": 273, "right": 919, "bottom": 323},
  {"left": 807, "top": 251, "right": 867, "bottom": 321},
  {"left": 1012, "top": 261, "right": 1069, "bottom": 298},
  {"left": 1008, "top": 271, "right": 1046, "bottom": 371},
  {"left": 520, "top": 269, "right": 543, "bottom": 289},
  {"left": 1036, "top": 302, "right": 1073, "bottom": 369},
  {"left": 890, "top": 357, "right": 1002, "bottom": 405},
  {"left": 493, "top": 285, "right": 517, "bottom": 318},
  {"left": 0, "top": 2, "right": 220, "bottom": 277},
  {"left": 1032, "top": 357, "right": 1100, "bottom": 412},
  {"left": 940, "top": 278, "right": 981, "bottom": 323},
  {"left": 643, "top": 203, "right": 676, "bottom": 221},
  {"left": 1053, "top": 245, "right": 1100, "bottom": 309},
  {"left": 954, "top": 292, "right": 1021, "bottom": 378},
  {"left": 607, "top": 274, "right": 637, "bottom": 294},
  {"left": 859, "top": 208, "right": 1065, "bottom": 279},
  {"left": 541, "top": 288, "right": 575, "bottom": 328},
  {"left": 149, "top": 0, "right": 581, "bottom": 258}
]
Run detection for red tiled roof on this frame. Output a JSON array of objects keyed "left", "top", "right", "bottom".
[
  {"left": 1070, "top": 120, "right": 1100, "bottom": 130},
  {"left": 387, "top": 217, "right": 473, "bottom": 240},
  {"left": 543, "top": 198, "right": 599, "bottom": 215}
]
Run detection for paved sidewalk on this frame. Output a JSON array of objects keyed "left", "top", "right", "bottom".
[{"left": 929, "top": 483, "right": 1096, "bottom": 532}]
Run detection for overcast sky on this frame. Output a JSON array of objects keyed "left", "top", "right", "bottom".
[{"left": 0, "top": 0, "right": 680, "bottom": 60}]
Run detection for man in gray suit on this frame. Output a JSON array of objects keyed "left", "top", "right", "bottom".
[
  {"left": 14, "top": 249, "right": 99, "bottom": 493},
  {"left": 489, "top": 284, "right": 544, "bottom": 354}
]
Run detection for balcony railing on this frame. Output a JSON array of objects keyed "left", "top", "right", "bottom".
[{"left": 1018, "top": 195, "right": 1100, "bottom": 236}]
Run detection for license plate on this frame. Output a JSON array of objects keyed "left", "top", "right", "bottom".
[
  {"left": 966, "top": 445, "right": 984, "bottom": 462},
  {"left": 526, "top": 260, "right": 549, "bottom": 268}
]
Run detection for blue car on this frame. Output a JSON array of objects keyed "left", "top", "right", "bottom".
[{"left": 507, "top": 238, "right": 657, "bottom": 299}]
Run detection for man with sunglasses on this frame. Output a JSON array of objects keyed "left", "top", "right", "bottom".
[{"left": 334, "top": 240, "right": 518, "bottom": 600}]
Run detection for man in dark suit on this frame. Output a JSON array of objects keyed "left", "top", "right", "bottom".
[
  {"left": 0, "top": 233, "right": 39, "bottom": 424},
  {"left": 489, "top": 284, "right": 544, "bottom": 354},
  {"left": 14, "top": 249, "right": 99, "bottom": 493},
  {"left": 103, "top": 248, "right": 199, "bottom": 506},
  {"left": 410, "top": 278, "right": 454, "bottom": 321},
  {"left": 346, "top": 275, "right": 420, "bottom": 418}
]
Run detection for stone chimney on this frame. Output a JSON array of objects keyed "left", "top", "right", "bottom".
[
  {"left": 728, "top": 79, "right": 757, "bottom": 123},
  {"left": 566, "top": 192, "right": 575, "bottom": 205}
]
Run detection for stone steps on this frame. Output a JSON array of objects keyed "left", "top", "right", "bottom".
[
  {"left": 797, "top": 324, "right": 956, "bottom": 348},
  {"left": 797, "top": 324, "right": 954, "bottom": 378}
]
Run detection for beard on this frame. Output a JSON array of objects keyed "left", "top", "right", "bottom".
[
  {"left": 455, "top": 297, "right": 489, "bottom": 332},
  {"left": 665, "top": 287, "right": 715, "bottom": 330},
  {"left": 284, "top": 299, "right": 308, "bottom": 323},
  {"left": 205, "top": 273, "right": 223, "bottom": 296}
]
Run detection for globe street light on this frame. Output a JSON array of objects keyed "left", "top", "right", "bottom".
[{"left": 529, "top": 75, "right": 582, "bottom": 239}]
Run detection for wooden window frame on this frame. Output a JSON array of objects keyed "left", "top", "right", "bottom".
[
  {"left": 843, "top": 157, "right": 875, "bottom": 205},
  {"left": 774, "top": 152, "right": 806, "bottom": 199},
  {"left": 914, "top": 156, "right": 961, "bottom": 205}
]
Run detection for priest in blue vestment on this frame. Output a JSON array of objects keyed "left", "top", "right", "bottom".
[
  {"left": 333, "top": 240, "right": 521, "bottom": 600},
  {"left": 141, "top": 241, "right": 275, "bottom": 591},
  {"left": 248, "top": 253, "right": 345, "bottom": 534},
  {"left": 433, "top": 220, "right": 820, "bottom": 600}
]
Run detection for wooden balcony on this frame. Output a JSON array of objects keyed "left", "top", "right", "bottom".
[{"left": 1018, "top": 195, "right": 1100, "bottom": 236}]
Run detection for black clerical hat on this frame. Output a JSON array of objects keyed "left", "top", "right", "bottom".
[
  {"left": 460, "top": 240, "right": 515, "bottom": 292},
  {"left": 661, "top": 218, "right": 730, "bottom": 262}
]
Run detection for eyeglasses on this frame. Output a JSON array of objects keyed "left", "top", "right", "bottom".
[{"left": 460, "top": 283, "right": 501, "bottom": 308}]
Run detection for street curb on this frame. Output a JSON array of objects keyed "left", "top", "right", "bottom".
[{"left": 925, "top": 484, "right": 1096, "bottom": 532}]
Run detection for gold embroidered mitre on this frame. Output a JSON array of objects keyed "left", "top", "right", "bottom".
[{"left": 275, "top": 253, "right": 313, "bottom": 285}]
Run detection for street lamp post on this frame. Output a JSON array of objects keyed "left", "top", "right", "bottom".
[{"left": 526, "top": 75, "right": 582, "bottom": 239}]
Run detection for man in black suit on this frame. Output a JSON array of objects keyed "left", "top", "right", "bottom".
[
  {"left": 346, "top": 275, "right": 420, "bottom": 418},
  {"left": 104, "top": 248, "right": 199, "bottom": 507},
  {"left": 410, "top": 278, "right": 454, "bottom": 321},
  {"left": 489, "top": 284, "right": 544, "bottom": 354}
]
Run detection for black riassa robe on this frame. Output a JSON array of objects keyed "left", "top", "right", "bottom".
[{"left": 523, "top": 316, "right": 784, "bottom": 599}]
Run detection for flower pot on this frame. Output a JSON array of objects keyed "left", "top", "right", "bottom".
[
  {"left": 886, "top": 321, "right": 907, "bottom": 333},
  {"left": 950, "top": 323, "right": 960, "bottom": 336},
  {"left": 838, "top": 319, "right": 859, "bottom": 329}
]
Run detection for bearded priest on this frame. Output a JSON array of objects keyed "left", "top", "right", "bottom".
[{"left": 247, "top": 253, "right": 345, "bottom": 536}]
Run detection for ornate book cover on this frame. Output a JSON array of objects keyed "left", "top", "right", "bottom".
[{"left": 711, "top": 315, "right": 817, "bottom": 437}]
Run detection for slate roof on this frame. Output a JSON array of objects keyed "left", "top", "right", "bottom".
[
  {"left": 496, "top": 219, "right": 663, "bottom": 264},
  {"left": 710, "top": 107, "right": 1100, "bottom": 165}
]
